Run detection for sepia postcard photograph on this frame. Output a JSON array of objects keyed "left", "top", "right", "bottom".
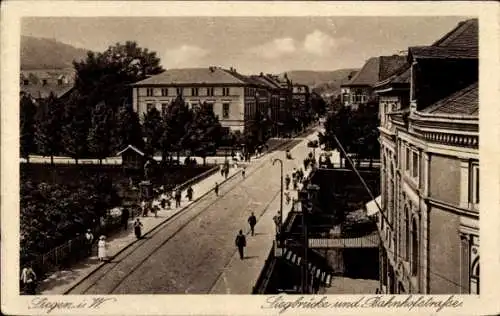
[{"left": 2, "top": 1, "right": 499, "bottom": 316}]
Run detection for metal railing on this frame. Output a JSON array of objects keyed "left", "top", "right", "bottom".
[{"left": 252, "top": 242, "right": 276, "bottom": 294}]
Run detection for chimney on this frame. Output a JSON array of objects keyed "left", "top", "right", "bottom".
[{"left": 260, "top": 72, "right": 263, "bottom": 77}]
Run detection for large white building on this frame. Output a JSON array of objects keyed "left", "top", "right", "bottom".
[{"left": 131, "top": 67, "right": 269, "bottom": 132}]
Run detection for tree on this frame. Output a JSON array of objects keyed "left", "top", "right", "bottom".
[
  {"left": 20, "top": 94, "right": 37, "bottom": 162},
  {"left": 310, "top": 92, "right": 327, "bottom": 117},
  {"left": 62, "top": 93, "right": 91, "bottom": 163},
  {"left": 187, "top": 102, "right": 222, "bottom": 165},
  {"left": 143, "top": 107, "right": 164, "bottom": 158},
  {"left": 73, "top": 42, "right": 164, "bottom": 112},
  {"left": 113, "top": 104, "right": 144, "bottom": 152},
  {"left": 34, "top": 93, "right": 64, "bottom": 165},
  {"left": 160, "top": 96, "right": 193, "bottom": 163},
  {"left": 87, "top": 101, "right": 113, "bottom": 163}
]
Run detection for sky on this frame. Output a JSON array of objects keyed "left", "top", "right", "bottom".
[{"left": 22, "top": 16, "right": 469, "bottom": 74}]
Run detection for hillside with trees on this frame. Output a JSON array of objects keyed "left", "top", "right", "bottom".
[
  {"left": 21, "top": 36, "right": 89, "bottom": 69},
  {"left": 281, "top": 69, "right": 358, "bottom": 95}
]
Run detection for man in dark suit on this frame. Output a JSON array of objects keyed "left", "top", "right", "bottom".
[
  {"left": 235, "top": 230, "right": 247, "bottom": 260},
  {"left": 248, "top": 212, "right": 257, "bottom": 236}
]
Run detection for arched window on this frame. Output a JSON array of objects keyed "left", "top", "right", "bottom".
[
  {"left": 411, "top": 218, "right": 418, "bottom": 276},
  {"left": 471, "top": 257, "right": 479, "bottom": 294}
]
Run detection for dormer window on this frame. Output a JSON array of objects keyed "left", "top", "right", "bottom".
[{"left": 23, "top": 80, "right": 29, "bottom": 86}]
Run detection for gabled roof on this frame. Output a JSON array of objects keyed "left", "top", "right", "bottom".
[
  {"left": 131, "top": 67, "right": 247, "bottom": 86},
  {"left": 343, "top": 55, "right": 407, "bottom": 87},
  {"left": 116, "top": 145, "right": 145, "bottom": 157},
  {"left": 250, "top": 75, "right": 280, "bottom": 89},
  {"left": 421, "top": 82, "right": 478, "bottom": 116}
]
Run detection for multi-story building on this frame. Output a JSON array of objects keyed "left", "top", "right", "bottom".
[
  {"left": 341, "top": 55, "right": 407, "bottom": 110},
  {"left": 292, "top": 84, "right": 310, "bottom": 108},
  {"left": 259, "top": 73, "right": 293, "bottom": 136},
  {"left": 375, "top": 18, "right": 478, "bottom": 294},
  {"left": 131, "top": 66, "right": 268, "bottom": 133},
  {"left": 250, "top": 74, "right": 281, "bottom": 134}
]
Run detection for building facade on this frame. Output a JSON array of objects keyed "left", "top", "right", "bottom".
[
  {"left": 131, "top": 67, "right": 266, "bottom": 132},
  {"left": 341, "top": 55, "right": 407, "bottom": 110},
  {"left": 375, "top": 18, "right": 479, "bottom": 294}
]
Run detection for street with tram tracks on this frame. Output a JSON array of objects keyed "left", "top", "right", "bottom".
[{"left": 67, "top": 136, "right": 309, "bottom": 294}]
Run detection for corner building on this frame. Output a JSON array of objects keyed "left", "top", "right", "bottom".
[
  {"left": 131, "top": 67, "right": 268, "bottom": 133},
  {"left": 374, "top": 18, "right": 479, "bottom": 294}
]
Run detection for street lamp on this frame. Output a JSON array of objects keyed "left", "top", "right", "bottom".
[{"left": 272, "top": 158, "right": 284, "bottom": 238}]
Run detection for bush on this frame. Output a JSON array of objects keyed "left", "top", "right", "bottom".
[{"left": 20, "top": 178, "right": 121, "bottom": 264}]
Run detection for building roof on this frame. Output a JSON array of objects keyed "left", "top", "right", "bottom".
[
  {"left": 116, "top": 145, "right": 145, "bottom": 157},
  {"left": 421, "top": 82, "right": 478, "bottom": 116},
  {"left": 20, "top": 84, "right": 74, "bottom": 99},
  {"left": 408, "top": 46, "right": 477, "bottom": 59},
  {"left": 373, "top": 63, "right": 411, "bottom": 90},
  {"left": 131, "top": 67, "right": 247, "bottom": 86},
  {"left": 250, "top": 75, "right": 280, "bottom": 89},
  {"left": 408, "top": 19, "right": 478, "bottom": 61},
  {"left": 343, "top": 55, "right": 407, "bottom": 87},
  {"left": 432, "top": 19, "right": 478, "bottom": 48}
]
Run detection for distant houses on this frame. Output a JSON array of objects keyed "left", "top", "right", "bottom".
[
  {"left": 20, "top": 68, "right": 75, "bottom": 102},
  {"left": 341, "top": 55, "right": 407, "bottom": 110}
]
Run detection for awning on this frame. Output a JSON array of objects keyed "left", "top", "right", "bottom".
[{"left": 366, "top": 196, "right": 381, "bottom": 216}]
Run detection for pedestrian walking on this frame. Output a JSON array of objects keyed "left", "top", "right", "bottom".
[
  {"left": 248, "top": 212, "right": 257, "bottom": 236},
  {"left": 121, "top": 208, "right": 130, "bottom": 230},
  {"left": 134, "top": 218, "right": 143, "bottom": 239},
  {"left": 186, "top": 186, "right": 194, "bottom": 201},
  {"left": 84, "top": 228, "right": 94, "bottom": 256},
  {"left": 98, "top": 235, "right": 108, "bottom": 262},
  {"left": 304, "top": 158, "right": 309, "bottom": 170},
  {"left": 220, "top": 165, "right": 225, "bottom": 177},
  {"left": 214, "top": 182, "right": 219, "bottom": 196},
  {"left": 175, "top": 189, "right": 182, "bottom": 207},
  {"left": 242, "top": 167, "right": 246, "bottom": 178},
  {"left": 235, "top": 230, "right": 247, "bottom": 260},
  {"left": 293, "top": 178, "right": 298, "bottom": 190},
  {"left": 141, "top": 200, "right": 149, "bottom": 217},
  {"left": 224, "top": 167, "right": 229, "bottom": 179},
  {"left": 20, "top": 265, "right": 37, "bottom": 295},
  {"left": 160, "top": 198, "right": 166, "bottom": 209},
  {"left": 285, "top": 191, "right": 291, "bottom": 205},
  {"left": 285, "top": 174, "right": 291, "bottom": 190}
]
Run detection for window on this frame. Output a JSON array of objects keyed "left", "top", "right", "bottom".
[
  {"left": 411, "top": 218, "right": 418, "bottom": 276},
  {"left": 176, "top": 88, "right": 183, "bottom": 96},
  {"left": 161, "top": 88, "right": 168, "bottom": 96},
  {"left": 161, "top": 103, "right": 168, "bottom": 115},
  {"left": 57, "top": 79, "right": 63, "bottom": 85},
  {"left": 207, "top": 87, "right": 214, "bottom": 96},
  {"left": 146, "top": 88, "right": 154, "bottom": 96},
  {"left": 404, "top": 205, "right": 410, "bottom": 261},
  {"left": 192, "top": 88, "right": 199, "bottom": 96},
  {"left": 412, "top": 151, "right": 419, "bottom": 178},
  {"left": 470, "top": 257, "right": 479, "bottom": 294},
  {"left": 405, "top": 147, "right": 410, "bottom": 171},
  {"left": 146, "top": 103, "right": 154, "bottom": 112},
  {"left": 23, "top": 79, "right": 29, "bottom": 85},
  {"left": 471, "top": 164, "right": 479, "bottom": 204},
  {"left": 223, "top": 87, "right": 230, "bottom": 96},
  {"left": 222, "top": 103, "right": 230, "bottom": 118}
]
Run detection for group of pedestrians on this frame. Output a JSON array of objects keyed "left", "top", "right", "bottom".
[
  {"left": 234, "top": 212, "right": 258, "bottom": 260},
  {"left": 285, "top": 168, "right": 304, "bottom": 191}
]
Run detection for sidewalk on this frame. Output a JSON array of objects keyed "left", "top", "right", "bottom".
[
  {"left": 38, "top": 165, "right": 242, "bottom": 294},
  {"left": 209, "top": 130, "right": 320, "bottom": 294}
]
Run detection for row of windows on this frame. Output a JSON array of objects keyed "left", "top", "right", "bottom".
[
  {"left": 145, "top": 87, "right": 228, "bottom": 97},
  {"left": 145, "top": 102, "right": 231, "bottom": 119}
]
